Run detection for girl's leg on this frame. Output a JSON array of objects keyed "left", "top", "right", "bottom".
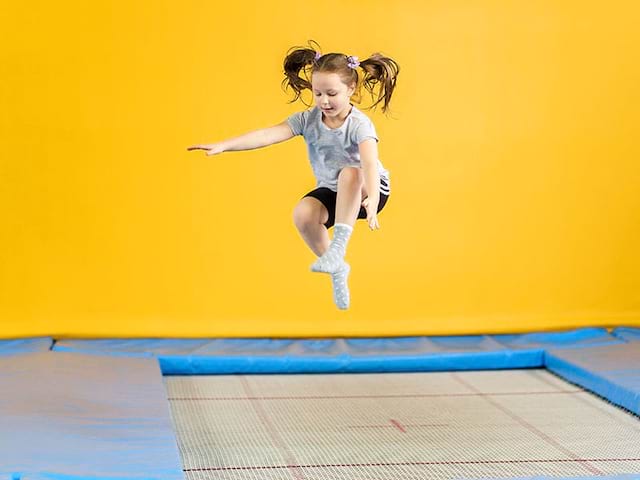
[
  {"left": 293, "top": 197, "right": 349, "bottom": 309},
  {"left": 334, "top": 167, "right": 365, "bottom": 226},
  {"left": 292, "top": 197, "right": 330, "bottom": 257},
  {"left": 311, "top": 167, "right": 364, "bottom": 274},
  {"left": 317, "top": 167, "right": 364, "bottom": 309}
]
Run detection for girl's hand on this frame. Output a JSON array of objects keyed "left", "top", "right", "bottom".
[
  {"left": 187, "top": 143, "right": 226, "bottom": 156},
  {"left": 362, "top": 197, "right": 380, "bottom": 230}
]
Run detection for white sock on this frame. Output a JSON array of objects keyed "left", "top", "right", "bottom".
[
  {"left": 331, "top": 262, "right": 351, "bottom": 310},
  {"left": 311, "top": 223, "right": 353, "bottom": 274}
]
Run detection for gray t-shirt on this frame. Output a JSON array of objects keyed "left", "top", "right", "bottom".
[{"left": 287, "top": 104, "right": 391, "bottom": 194}]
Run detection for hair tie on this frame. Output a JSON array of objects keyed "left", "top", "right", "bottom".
[
  {"left": 347, "top": 55, "right": 360, "bottom": 69},
  {"left": 314, "top": 51, "right": 321, "bottom": 62}
]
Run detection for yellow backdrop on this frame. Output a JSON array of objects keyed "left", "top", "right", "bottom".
[{"left": 2, "top": 1, "right": 639, "bottom": 338}]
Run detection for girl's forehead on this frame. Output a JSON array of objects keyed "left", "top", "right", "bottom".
[{"left": 312, "top": 72, "right": 344, "bottom": 89}]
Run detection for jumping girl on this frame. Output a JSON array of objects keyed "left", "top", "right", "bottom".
[{"left": 188, "top": 40, "right": 400, "bottom": 310}]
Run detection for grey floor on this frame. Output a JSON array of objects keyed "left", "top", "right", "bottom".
[{"left": 165, "top": 369, "right": 640, "bottom": 479}]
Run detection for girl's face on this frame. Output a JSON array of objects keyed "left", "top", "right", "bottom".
[{"left": 311, "top": 72, "right": 355, "bottom": 119}]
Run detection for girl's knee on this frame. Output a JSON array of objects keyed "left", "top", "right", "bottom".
[
  {"left": 292, "top": 202, "right": 310, "bottom": 228},
  {"left": 293, "top": 199, "right": 327, "bottom": 230},
  {"left": 338, "top": 167, "right": 363, "bottom": 185}
]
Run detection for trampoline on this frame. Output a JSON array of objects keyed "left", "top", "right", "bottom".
[
  {"left": 167, "top": 369, "right": 640, "bottom": 479},
  {"left": 1, "top": 327, "right": 639, "bottom": 480}
]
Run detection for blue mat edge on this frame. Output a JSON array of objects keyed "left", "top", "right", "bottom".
[
  {"left": 49, "top": 327, "right": 618, "bottom": 370},
  {"left": 0, "top": 337, "right": 54, "bottom": 355},
  {"left": 545, "top": 349, "right": 640, "bottom": 417}
]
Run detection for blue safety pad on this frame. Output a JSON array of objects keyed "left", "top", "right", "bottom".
[
  {"left": 342, "top": 335, "right": 542, "bottom": 372},
  {"left": 494, "top": 327, "right": 624, "bottom": 349},
  {"left": 0, "top": 351, "right": 184, "bottom": 480},
  {"left": 55, "top": 336, "right": 538, "bottom": 374},
  {"left": 52, "top": 328, "right": 623, "bottom": 375},
  {"left": 53, "top": 338, "right": 157, "bottom": 358},
  {"left": 0, "top": 337, "right": 53, "bottom": 355},
  {"left": 545, "top": 343, "right": 640, "bottom": 417},
  {"left": 612, "top": 327, "right": 640, "bottom": 342}
]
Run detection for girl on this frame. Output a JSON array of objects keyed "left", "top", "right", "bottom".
[{"left": 188, "top": 40, "right": 399, "bottom": 310}]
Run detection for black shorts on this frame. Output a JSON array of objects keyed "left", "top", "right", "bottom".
[{"left": 303, "top": 179, "right": 390, "bottom": 229}]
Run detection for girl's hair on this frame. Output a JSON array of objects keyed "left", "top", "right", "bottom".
[{"left": 281, "top": 39, "right": 400, "bottom": 115}]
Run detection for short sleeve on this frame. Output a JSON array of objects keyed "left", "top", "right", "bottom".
[
  {"left": 353, "top": 119, "right": 379, "bottom": 145},
  {"left": 286, "top": 110, "right": 308, "bottom": 136}
]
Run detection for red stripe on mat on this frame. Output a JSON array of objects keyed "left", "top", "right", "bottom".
[
  {"left": 169, "top": 390, "right": 582, "bottom": 401},
  {"left": 184, "top": 458, "right": 640, "bottom": 472}
]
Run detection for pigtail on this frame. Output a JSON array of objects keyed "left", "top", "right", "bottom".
[
  {"left": 359, "top": 53, "right": 400, "bottom": 114},
  {"left": 281, "top": 41, "right": 400, "bottom": 114},
  {"left": 281, "top": 39, "right": 322, "bottom": 107}
]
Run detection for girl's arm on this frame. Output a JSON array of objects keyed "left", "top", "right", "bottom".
[
  {"left": 188, "top": 121, "right": 295, "bottom": 155},
  {"left": 360, "top": 138, "right": 381, "bottom": 230},
  {"left": 360, "top": 139, "right": 380, "bottom": 210}
]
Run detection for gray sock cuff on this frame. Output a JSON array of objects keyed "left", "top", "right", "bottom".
[{"left": 333, "top": 223, "right": 353, "bottom": 232}]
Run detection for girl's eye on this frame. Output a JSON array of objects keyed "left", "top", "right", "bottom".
[{"left": 315, "top": 93, "right": 337, "bottom": 97}]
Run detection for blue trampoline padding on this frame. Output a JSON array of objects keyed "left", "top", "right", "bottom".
[
  {"left": 52, "top": 328, "right": 623, "bottom": 375},
  {"left": 55, "top": 336, "right": 536, "bottom": 374},
  {"left": 53, "top": 339, "right": 157, "bottom": 358},
  {"left": 175, "top": 335, "right": 545, "bottom": 374},
  {"left": 612, "top": 327, "right": 640, "bottom": 342},
  {"left": 0, "top": 352, "right": 184, "bottom": 480},
  {"left": 0, "top": 337, "right": 53, "bottom": 355},
  {"left": 493, "top": 327, "right": 624, "bottom": 349},
  {"left": 545, "top": 343, "right": 640, "bottom": 417}
]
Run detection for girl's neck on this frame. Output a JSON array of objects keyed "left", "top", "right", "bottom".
[{"left": 322, "top": 104, "right": 353, "bottom": 128}]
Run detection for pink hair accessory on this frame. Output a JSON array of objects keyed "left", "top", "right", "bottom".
[{"left": 347, "top": 55, "right": 360, "bottom": 69}]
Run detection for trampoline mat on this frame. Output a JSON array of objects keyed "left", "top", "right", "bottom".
[{"left": 165, "top": 369, "right": 640, "bottom": 479}]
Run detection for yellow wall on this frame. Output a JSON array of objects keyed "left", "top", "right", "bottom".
[{"left": 1, "top": 1, "right": 639, "bottom": 339}]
